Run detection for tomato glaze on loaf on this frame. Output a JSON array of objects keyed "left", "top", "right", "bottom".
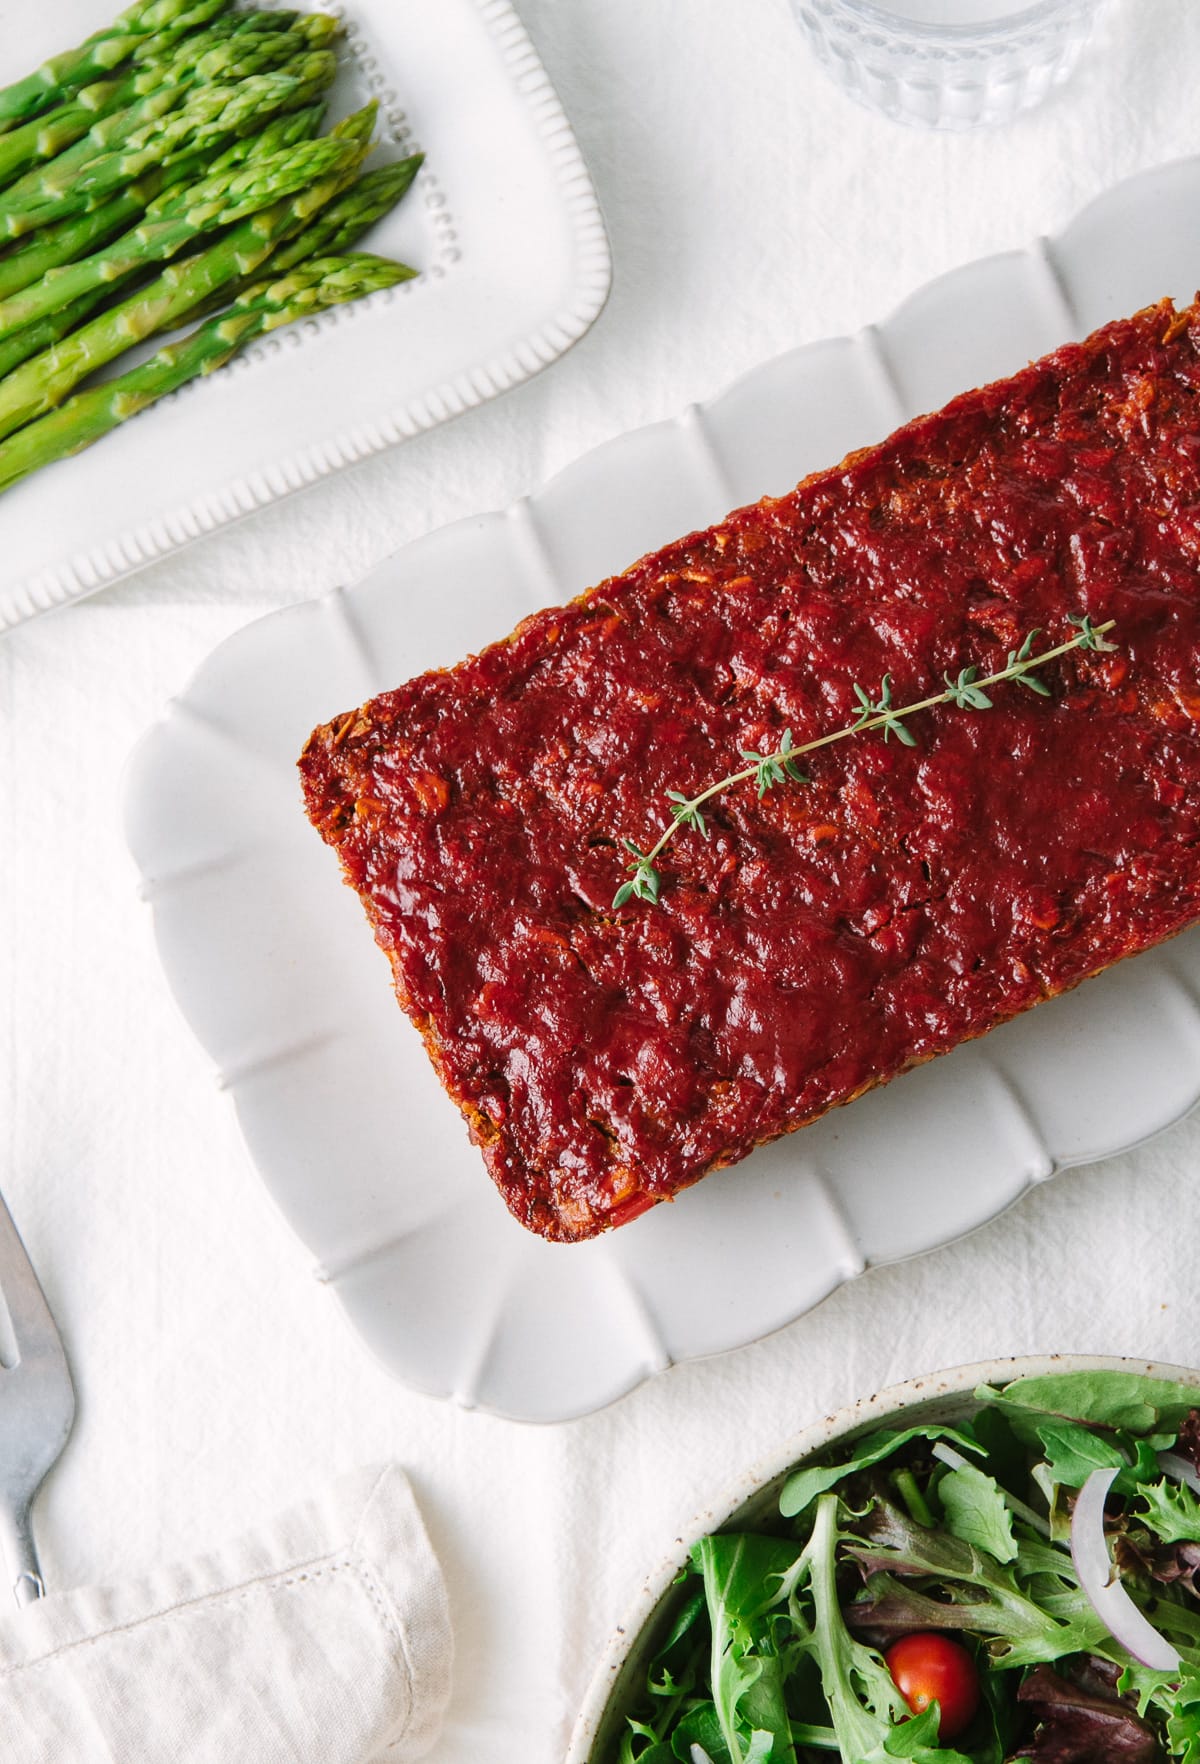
[{"left": 300, "top": 298, "right": 1200, "bottom": 1240}]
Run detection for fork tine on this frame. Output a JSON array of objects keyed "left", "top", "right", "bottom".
[
  {"left": 0, "top": 1186, "right": 75, "bottom": 1607},
  {"left": 0, "top": 1188, "right": 67, "bottom": 1373}
]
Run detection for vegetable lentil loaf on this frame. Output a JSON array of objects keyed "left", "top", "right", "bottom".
[{"left": 300, "top": 296, "right": 1200, "bottom": 1242}]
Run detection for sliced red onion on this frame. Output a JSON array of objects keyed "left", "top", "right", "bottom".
[
  {"left": 1159, "top": 1451, "right": 1200, "bottom": 1496},
  {"left": 933, "top": 1442, "right": 975, "bottom": 1472},
  {"left": 1071, "top": 1467, "right": 1181, "bottom": 1673}
]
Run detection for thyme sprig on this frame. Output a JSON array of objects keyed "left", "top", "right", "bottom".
[{"left": 611, "top": 614, "right": 1116, "bottom": 910}]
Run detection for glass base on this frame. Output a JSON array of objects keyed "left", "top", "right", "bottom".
[{"left": 791, "top": 0, "right": 1102, "bottom": 130}]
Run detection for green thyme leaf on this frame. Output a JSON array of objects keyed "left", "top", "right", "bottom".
[
  {"left": 667, "top": 790, "right": 709, "bottom": 838},
  {"left": 1014, "top": 671, "right": 1052, "bottom": 696},
  {"left": 944, "top": 666, "right": 994, "bottom": 711},
  {"left": 612, "top": 840, "right": 662, "bottom": 909},
  {"left": 739, "top": 746, "right": 790, "bottom": 798},
  {"left": 608, "top": 616, "right": 1115, "bottom": 907},
  {"left": 852, "top": 682, "right": 877, "bottom": 729},
  {"left": 1067, "top": 612, "right": 1118, "bottom": 652},
  {"left": 882, "top": 713, "right": 918, "bottom": 747}
]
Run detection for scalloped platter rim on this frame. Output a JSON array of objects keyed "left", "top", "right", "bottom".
[{"left": 124, "top": 152, "right": 1200, "bottom": 1422}]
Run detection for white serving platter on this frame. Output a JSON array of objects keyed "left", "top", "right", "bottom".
[
  {"left": 125, "top": 152, "right": 1200, "bottom": 1423},
  {"left": 0, "top": 0, "right": 611, "bottom": 630}
]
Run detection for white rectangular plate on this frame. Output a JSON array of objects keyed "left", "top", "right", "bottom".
[
  {"left": 0, "top": 0, "right": 611, "bottom": 629},
  {"left": 125, "top": 153, "right": 1200, "bottom": 1423}
]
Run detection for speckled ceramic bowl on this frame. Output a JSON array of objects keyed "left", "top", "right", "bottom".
[{"left": 566, "top": 1354, "right": 1200, "bottom": 1764}]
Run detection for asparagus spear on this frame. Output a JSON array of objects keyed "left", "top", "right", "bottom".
[
  {"left": 0, "top": 0, "right": 231, "bottom": 132},
  {"left": 0, "top": 80, "right": 130, "bottom": 191},
  {"left": 204, "top": 99, "right": 327, "bottom": 172},
  {"left": 0, "top": 105, "right": 327, "bottom": 305},
  {"left": 0, "top": 291, "right": 110, "bottom": 380},
  {"left": 0, "top": 103, "right": 342, "bottom": 372},
  {"left": 0, "top": 84, "right": 190, "bottom": 213},
  {"left": 270, "top": 156, "right": 424, "bottom": 268},
  {"left": 0, "top": 17, "right": 334, "bottom": 193},
  {"left": 182, "top": 154, "right": 424, "bottom": 322},
  {"left": 0, "top": 46, "right": 339, "bottom": 235},
  {"left": 0, "top": 25, "right": 336, "bottom": 196},
  {"left": 0, "top": 106, "right": 377, "bottom": 441},
  {"left": 0, "top": 137, "right": 352, "bottom": 342},
  {"left": 147, "top": 6, "right": 310, "bottom": 53},
  {"left": 0, "top": 178, "right": 164, "bottom": 303},
  {"left": 65, "top": 45, "right": 339, "bottom": 181},
  {"left": 0, "top": 255, "right": 413, "bottom": 494}
]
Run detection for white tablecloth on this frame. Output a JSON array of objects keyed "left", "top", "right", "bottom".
[{"left": 3, "top": 1, "right": 1200, "bottom": 1757}]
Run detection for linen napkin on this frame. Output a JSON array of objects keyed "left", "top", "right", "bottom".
[{"left": 0, "top": 1464, "right": 452, "bottom": 1764}]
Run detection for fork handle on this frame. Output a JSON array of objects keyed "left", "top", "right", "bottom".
[{"left": 0, "top": 1501, "right": 43, "bottom": 1606}]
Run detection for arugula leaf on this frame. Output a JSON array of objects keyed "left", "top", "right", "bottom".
[
  {"left": 938, "top": 1463, "right": 1018, "bottom": 1565},
  {"left": 968, "top": 1405, "right": 1028, "bottom": 1502},
  {"left": 619, "top": 1728, "right": 675, "bottom": 1764},
  {"left": 1138, "top": 1477, "right": 1200, "bottom": 1546},
  {"left": 627, "top": 1377, "right": 1200, "bottom": 1764},
  {"left": 974, "top": 1659, "right": 1019, "bottom": 1764},
  {"left": 795, "top": 1494, "right": 917, "bottom": 1760},
  {"left": 1166, "top": 1662, "right": 1200, "bottom": 1764},
  {"left": 669, "top": 1704, "right": 729, "bottom": 1764},
  {"left": 783, "top": 1495, "right": 975, "bottom": 1763},
  {"left": 618, "top": 1572, "right": 710, "bottom": 1761},
  {"left": 788, "top": 1721, "right": 838, "bottom": 1750},
  {"left": 778, "top": 1424, "right": 982, "bottom": 1519},
  {"left": 978, "top": 1371, "right": 1200, "bottom": 1439},
  {"left": 845, "top": 1496, "right": 1108, "bottom": 1668},
  {"left": 881, "top": 1705, "right": 950, "bottom": 1757},
  {"left": 661, "top": 1587, "right": 707, "bottom": 1655},
  {"left": 1034, "top": 1418, "right": 1126, "bottom": 1490},
  {"left": 1032, "top": 1421, "right": 1161, "bottom": 1516},
  {"left": 692, "top": 1534, "right": 801, "bottom": 1764},
  {"left": 846, "top": 1569, "right": 1001, "bottom": 1642}
]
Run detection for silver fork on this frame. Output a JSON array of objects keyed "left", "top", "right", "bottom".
[{"left": 0, "top": 1187, "right": 75, "bottom": 1607}]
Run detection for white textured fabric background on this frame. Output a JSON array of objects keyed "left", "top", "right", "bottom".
[{"left": 3, "top": 1, "right": 1200, "bottom": 1757}]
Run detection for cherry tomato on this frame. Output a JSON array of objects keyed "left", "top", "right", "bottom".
[{"left": 885, "top": 1632, "right": 981, "bottom": 1741}]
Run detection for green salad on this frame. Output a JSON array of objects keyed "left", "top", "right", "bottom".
[{"left": 615, "top": 1370, "right": 1200, "bottom": 1764}]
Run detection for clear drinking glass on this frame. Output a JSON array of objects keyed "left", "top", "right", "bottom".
[{"left": 790, "top": 0, "right": 1104, "bottom": 130}]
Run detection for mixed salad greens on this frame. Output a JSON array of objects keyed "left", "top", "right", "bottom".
[{"left": 614, "top": 1371, "right": 1200, "bottom": 1764}]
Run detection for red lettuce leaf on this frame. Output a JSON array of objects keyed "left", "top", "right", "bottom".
[{"left": 1011, "top": 1662, "right": 1158, "bottom": 1763}]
